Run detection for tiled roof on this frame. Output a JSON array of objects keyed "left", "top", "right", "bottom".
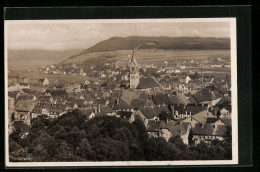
[
  {"left": 193, "top": 123, "right": 214, "bottom": 135},
  {"left": 169, "top": 95, "right": 183, "bottom": 105},
  {"left": 218, "top": 95, "right": 231, "bottom": 105},
  {"left": 206, "top": 117, "right": 219, "bottom": 123},
  {"left": 211, "top": 90, "right": 223, "bottom": 99},
  {"left": 192, "top": 91, "right": 213, "bottom": 102},
  {"left": 221, "top": 118, "right": 231, "bottom": 125},
  {"left": 220, "top": 105, "right": 232, "bottom": 113},
  {"left": 191, "top": 110, "right": 213, "bottom": 123},
  {"left": 139, "top": 107, "right": 156, "bottom": 119},
  {"left": 16, "top": 95, "right": 35, "bottom": 102},
  {"left": 50, "top": 90, "right": 68, "bottom": 98},
  {"left": 113, "top": 99, "right": 133, "bottom": 110},
  {"left": 15, "top": 100, "right": 34, "bottom": 112},
  {"left": 139, "top": 105, "right": 170, "bottom": 119},
  {"left": 121, "top": 91, "right": 140, "bottom": 104},
  {"left": 185, "top": 105, "right": 208, "bottom": 115},
  {"left": 136, "top": 78, "right": 160, "bottom": 89},
  {"left": 177, "top": 93, "right": 190, "bottom": 105},
  {"left": 93, "top": 98, "right": 107, "bottom": 106},
  {"left": 152, "top": 94, "right": 172, "bottom": 105},
  {"left": 169, "top": 123, "right": 187, "bottom": 136},
  {"left": 188, "top": 95, "right": 198, "bottom": 104},
  {"left": 130, "top": 99, "right": 154, "bottom": 109},
  {"left": 146, "top": 120, "right": 166, "bottom": 132},
  {"left": 214, "top": 125, "right": 229, "bottom": 136}
]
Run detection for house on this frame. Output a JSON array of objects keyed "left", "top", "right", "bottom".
[
  {"left": 39, "top": 78, "right": 49, "bottom": 87},
  {"left": 172, "top": 104, "right": 208, "bottom": 119},
  {"left": 8, "top": 84, "right": 21, "bottom": 92},
  {"left": 135, "top": 78, "right": 161, "bottom": 92},
  {"left": 146, "top": 120, "right": 168, "bottom": 139},
  {"left": 130, "top": 105, "right": 170, "bottom": 126},
  {"left": 219, "top": 105, "right": 232, "bottom": 119},
  {"left": 18, "top": 83, "right": 30, "bottom": 90},
  {"left": 186, "top": 76, "right": 191, "bottom": 83},
  {"left": 35, "top": 103, "right": 69, "bottom": 118},
  {"left": 177, "top": 93, "right": 190, "bottom": 105},
  {"left": 113, "top": 98, "right": 134, "bottom": 112},
  {"left": 192, "top": 123, "right": 230, "bottom": 145},
  {"left": 182, "top": 110, "right": 214, "bottom": 128},
  {"left": 206, "top": 117, "right": 225, "bottom": 125},
  {"left": 92, "top": 106, "right": 115, "bottom": 117},
  {"left": 130, "top": 99, "right": 155, "bottom": 110},
  {"left": 169, "top": 122, "right": 192, "bottom": 145},
  {"left": 50, "top": 90, "right": 68, "bottom": 99},
  {"left": 121, "top": 90, "right": 146, "bottom": 105},
  {"left": 16, "top": 95, "right": 37, "bottom": 102},
  {"left": 14, "top": 100, "right": 35, "bottom": 125},
  {"left": 191, "top": 90, "right": 222, "bottom": 107},
  {"left": 84, "top": 80, "right": 91, "bottom": 85}
]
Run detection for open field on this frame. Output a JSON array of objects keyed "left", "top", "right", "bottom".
[{"left": 63, "top": 49, "right": 231, "bottom": 66}]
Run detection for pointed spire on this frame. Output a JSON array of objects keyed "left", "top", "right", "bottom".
[{"left": 131, "top": 48, "right": 135, "bottom": 61}]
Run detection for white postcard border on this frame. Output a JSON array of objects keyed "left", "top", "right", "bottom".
[{"left": 4, "top": 18, "right": 238, "bottom": 167}]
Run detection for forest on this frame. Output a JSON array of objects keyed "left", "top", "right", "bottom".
[{"left": 9, "top": 109, "right": 232, "bottom": 162}]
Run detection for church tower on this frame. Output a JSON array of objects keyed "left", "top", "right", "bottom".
[{"left": 129, "top": 49, "right": 140, "bottom": 89}]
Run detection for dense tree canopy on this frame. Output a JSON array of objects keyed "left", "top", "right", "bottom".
[{"left": 9, "top": 110, "right": 232, "bottom": 162}]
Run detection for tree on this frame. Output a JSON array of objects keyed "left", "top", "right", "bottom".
[
  {"left": 75, "top": 138, "right": 96, "bottom": 160},
  {"left": 193, "top": 71, "right": 200, "bottom": 79},
  {"left": 32, "top": 144, "right": 51, "bottom": 161},
  {"left": 54, "top": 141, "right": 82, "bottom": 161}
]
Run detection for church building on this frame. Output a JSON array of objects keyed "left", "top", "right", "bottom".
[{"left": 129, "top": 49, "right": 160, "bottom": 92}]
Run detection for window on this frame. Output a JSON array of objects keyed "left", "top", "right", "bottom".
[
  {"left": 132, "top": 67, "right": 135, "bottom": 71},
  {"left": 20, "top": 114, "right": 25, "bottom": 120}
]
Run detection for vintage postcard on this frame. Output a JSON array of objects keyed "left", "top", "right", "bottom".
[{"left": 5, "top": 18, "right": 238, "bottom": 167}]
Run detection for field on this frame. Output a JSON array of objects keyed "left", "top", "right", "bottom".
[{"left": 62, "top": 49, "right": 231, "bottom": 66}]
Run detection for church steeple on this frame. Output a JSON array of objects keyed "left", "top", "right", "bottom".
[{"left": 129, "top": 49, "right": 140, "bottom": 89}]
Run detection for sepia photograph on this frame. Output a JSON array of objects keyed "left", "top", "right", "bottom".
[{"left": 5, "top": 18, "right": 238, "bottom": 166}]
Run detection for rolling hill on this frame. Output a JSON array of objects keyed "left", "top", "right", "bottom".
[{"left": 67, "top": 36, "right": 230, "bottom": 60}]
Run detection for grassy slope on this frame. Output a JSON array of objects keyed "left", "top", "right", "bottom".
[
  {"left": 68, "top": 36, "right": 230, "bottom": 60},
  {"left": 62, "top": 49, "right": 231, "bottom": 66}
]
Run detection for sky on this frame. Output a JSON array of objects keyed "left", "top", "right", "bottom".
[{"left": 6, "top": 20, "right": 230, "bottom": 51}]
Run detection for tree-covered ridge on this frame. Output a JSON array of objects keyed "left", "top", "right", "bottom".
[{"left": 9, "top": 110, "right": 232, "bottom": 162}]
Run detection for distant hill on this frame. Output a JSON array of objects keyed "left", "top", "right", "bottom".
[
  {"left": 68, "top": 36, "right": 230, "bottom": 59},
  {"left": 8, "top": 49, "right": 84, "bottom": 71}
]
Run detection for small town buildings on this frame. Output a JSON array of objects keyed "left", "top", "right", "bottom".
[
  {"left": 39, "top": 78, "right": 49, "bottom": 87},
  {"left": 192, "top": 123, "right": 230, "bottom": 145},
  {"left": 182, "top": 110, "right": 214, "bottom": 128},
  {"left": 14, "top": 100, "right": 35, "bottom": 125}
]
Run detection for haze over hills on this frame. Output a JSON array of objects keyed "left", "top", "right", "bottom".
[
  {"left": 67, "top": 36, "right": 230, "bottom": 60},
  {"left": 8, "top": 49, "right": 84, "bottom": 71}
]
